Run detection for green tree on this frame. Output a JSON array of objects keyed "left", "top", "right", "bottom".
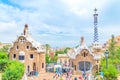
[
  {"left": 0, "top": 51, "right": 24, "bottom": 80},
  {"left": 108, "top": 35, "right": 116, "bottom": 57},
  {"left": 45, "top": 44, "right": 50, "bottom": 54},
  {"left": 51, "top": 55, "right": 58, "bottom": 62},
  {"left": 64, "top": 47, "right": 70, "bottom": 53},
  {"left": 100, "top": 36, "right": 120, "bottom": 79},
  {"left": 0, "top": 45, "right": 11, "bottom": 52},
  {"left": 103, "top": 64, "right": 118, "bottom": 79},
  {"left": 0, "top": 52, "right": 8, "bottom": 72},
  {"left": 55, "top": 50, "right": 64, "bottom": 56},
  {"left": 0, "top": 59, "right": 9, "bottom": 72},
  {"left": 0, "top": 52, "right": 8, "bottom": 60},
  {"left": 45, "top": 54, "right": 51, "bottom": 63},
  {"left": 2, "top": 61, "right": 24, "bottom": 80},
  {"left": 116, "top": 46, "right": 120, "bottom": 59}
]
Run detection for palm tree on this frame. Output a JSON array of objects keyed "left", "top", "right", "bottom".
[{"left": 45, "top": 44, "right": 50, "bottom": 54}]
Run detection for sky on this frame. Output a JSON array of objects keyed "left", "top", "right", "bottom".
[{"left": 0, "top": 0, "right": 120, "bottom": 48}]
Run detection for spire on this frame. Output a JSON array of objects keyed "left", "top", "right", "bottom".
[
  {"left": 23, "top": 24, "right": 28, "bottom": 35},
  {"left": 80, "top": 36, "right": 85, "bottom": 46},
  {"left": 93, "top": 8, "right": 99, "bottom": 42}
]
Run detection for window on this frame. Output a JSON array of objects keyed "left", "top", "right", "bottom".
[
  {"left": 13, "top": 54, "right": 16, "bottom": 59},
  {"left": 16, "top": 46, "right": 19, "bottom": 50},
  {"left": 42, "top": 63, "right": 44, "bottom": 68},
  {"left": 19, "top": 38, "right": 26, "bottom": 43},
  {"left": 74, "top": 65, "right": 76, "bottom": 71},
  {"left": 26, "top": 46, "right": 29, "bottom": 49},
  {"left": 33, "top": 63, "right": 36, "bottom": 71},
  {"left": 84, "top": 52, "right": 86, "bottom": 57},
  {"left": 27, "top": 65, "right": 30, "bottom": 73},
  {"left": 78, "top": 61, "right": 91, "bottom": 71},
  {"left": 30, "top": 54, "right": 33, "bottom": 59},
  {"left": 19, "top": 51, "right": 25, "bottom": 61},
  {"left": 81, "top": 49, "right": 89, "bottom": 57},
  {"left": 19, "top": 55, "right": 25, "bottom": 60}
]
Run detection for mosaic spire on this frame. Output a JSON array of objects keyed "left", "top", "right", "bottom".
[{"left": 93, "top": 8, "right": 99, "bottom": 42}]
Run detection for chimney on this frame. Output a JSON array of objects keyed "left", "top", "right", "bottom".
[{"left": 24, "top": 24, "right": 28, "bottom": 35}]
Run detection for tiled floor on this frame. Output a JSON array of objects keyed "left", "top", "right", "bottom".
[{"left": 27, "top": 73, "right": 84, "bottom": 80}]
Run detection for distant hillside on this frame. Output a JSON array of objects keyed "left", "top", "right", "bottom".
[{"left": 0, "top": 43, "right": 11, "bottom": 49}]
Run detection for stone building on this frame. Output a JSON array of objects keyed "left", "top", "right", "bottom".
[
  {"left": 57, "top": 54, "right": 70, "bottom": 67},
  {"left": 67, "top": 37, "right": 104, "bottom": 78},
  {"left": 9, "top": 24, "right": 46, "bottom": 74}
]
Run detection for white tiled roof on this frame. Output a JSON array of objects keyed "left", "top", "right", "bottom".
[
  {"left": 67, "top": 39, "right": 104, "bottom": 60},
  {"left": 21, "top": 33, "right": 45, "bottom": 53},
  {"left": 10, "top": 25, "right": 45, "bottom": 53}
]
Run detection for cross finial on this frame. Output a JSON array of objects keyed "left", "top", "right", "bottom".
[{"left": 94, "top": 8, "right": 97, "bottom": 13}]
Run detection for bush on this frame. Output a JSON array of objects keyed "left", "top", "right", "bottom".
[
  {"left": 0, "top": 52, "right": 8, "bottom": 60},
  {"left": 0, "top": 52, "right": 9, "bottom": 72},
  {"left": 2, "top": 61, "right": 24, "bottom": 80},
  {"left": 100, "top": 59, "right": 119, "bottom": 80},
  {"left": 0, "top": 59, "right": 9, "bottom": 72},
  {"left": 0, "top": 45, "right": 11, "bottom": 52}
]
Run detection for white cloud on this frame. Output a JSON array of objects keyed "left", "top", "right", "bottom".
[
  {"left": 60, "top": 0, "right": 111, "bottom": 17},
  {"left": 0, "top": 0, "right": 120, "bottom": 47}
]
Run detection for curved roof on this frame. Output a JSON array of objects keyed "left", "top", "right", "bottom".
[
  {"left": 67, "top": 37, "right": 102, "bottom": 59},
  {"left": 9, "top": 25, "right": 45, "bottom": 53}
]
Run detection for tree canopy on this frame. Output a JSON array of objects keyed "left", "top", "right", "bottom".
[
  {"left": 100, "top": 35, "right": 120, "bottom": 79},
  {"left": 0, "top": 51, "right": 24, "bottom": 80}
]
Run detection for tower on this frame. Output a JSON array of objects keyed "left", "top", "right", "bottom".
[
  {"left": 93, "top": 8, "right": 99, "bottom": 42},
  {"left": 92, "top": 8, "right": 102, "bottom": 52}
]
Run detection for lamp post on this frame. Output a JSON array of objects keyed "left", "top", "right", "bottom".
[{"left": 104, "top": 50, "right": 109, "bottom": 69}]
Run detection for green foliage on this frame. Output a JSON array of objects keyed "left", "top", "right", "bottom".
[
  {"left": 51, "top": 55, "right": 58, "bottom": 62},
  {"left": 0, "top": 52, "right": 8, "bottom": 60},
  {"left": 45, "top": 54, "right": 51, "bottom": 63},
  {"left": 101, "top": 61, "right": 118, "bottom": 80},
  {"left": 0, "top": 45, "right": 11, "bottom": 52},
  {"left": 64, "top": 47, "right": 70, "bottom": 53},
  {"left": 100, "top": 35, "right": 120, "bottom": 79},
  {"left": 108, "top": 35, "right": 116, "bottom": 57},
  {"left": 0, "top": 52, "right": 9, "bottom": 72},
  {"left": 0, "top": 51, "right": 24, "bottom": 80},
  {"left": 45, "top": 44, "right": 50, "bottom": 54},
  {"left": 2, "top": 61, "right": 24, "bottom": 80},
  {"left": 0, "top": 59, "right": 9, "bottom": 72},
  {"left": 115, "top": 46, "right": 120, "bottom": 60},
  {"left": 55, "top": 50, "right": 64, "bottom": 56}
]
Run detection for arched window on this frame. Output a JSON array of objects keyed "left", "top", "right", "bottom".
[
  {"left": 16, "top": 45, "right": 19, "bottom": 50},
  {"left": 42, "top": 63, "right": 44, "bottom": 69},
  {"left": 13, "top": 54, "right": 16, "bottom": 59},
  {"left": 33, "top": 63, "right": 36, "bottom": 71},
  {"left": 81, "top": 49, "right": 89, "bottom": 57}
]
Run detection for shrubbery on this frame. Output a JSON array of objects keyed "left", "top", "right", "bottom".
[
  {"left": 0, "top": 51, "right": 24, "bottom": 80},
  {"left": 0, "top": 52, "right": 9, "bottom": 72},
  {"left": 2, "top": 61, "right": 24, "bottom": 80},
  {"left": 100, "top": 35, "right": 120, "bottom": 79}
]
